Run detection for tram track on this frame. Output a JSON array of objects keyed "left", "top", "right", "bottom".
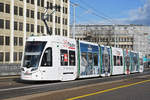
[{"left": 0, "top": 70, "right": 150, "bottom": 100}]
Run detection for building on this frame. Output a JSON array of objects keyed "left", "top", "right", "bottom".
[
  {"left": 70, "top": 24, "right": 150, "bottom": 56},
  {"left": 0, "top": 0, "right": 70, "bottom": 64}
]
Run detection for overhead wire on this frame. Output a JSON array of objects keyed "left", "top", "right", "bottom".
[{"left": 70, "top": 1, "right": 114, "bottom": 24}]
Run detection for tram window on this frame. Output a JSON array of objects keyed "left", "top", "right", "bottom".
[
  {"left": 60, "top": 49, "right": 68, "bottom": 66},
  {"left": 113, "top": 56, "right": 116, "bottom": 66},
  {"left": 120, "top": 56, "right": 123, "bottom": 66},
  {"left": 94, "top": 53, "right": 98, "bottom": 66},
  {"left": 117, "top": 56, "right": 120, "bottom": 66},
  {"left": 81, "top": 52, "right": 87, "bottom": 67},
  {"left": 41, "top": 48, "right": 52, "bottom": 66},
  {"left": 140, "top": 58, "right": 143, "bottom": 65},
  {"left": 88, "top": 53, "right": 93, "bottom": 66},
  {"left": 69, "top": 50, "right": 76, "bottom": 66}
]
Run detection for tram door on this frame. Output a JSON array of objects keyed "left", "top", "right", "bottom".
[
  {"left": 40, "top": 47, "right": 59, "bottom": 80},
  {"left": 59, "top": 49, "right": 77, "bottom": 81},
  {"left": 100, "top": 46, "right": 111, "bottom": 77}
]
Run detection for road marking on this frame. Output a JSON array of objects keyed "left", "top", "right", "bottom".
[{"left": 66, "top": 79, "right": 150, "bottom": 100}]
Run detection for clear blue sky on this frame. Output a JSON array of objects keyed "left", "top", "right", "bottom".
[{"left": 70, "top": 0, "right": 150, "bottom": 25}]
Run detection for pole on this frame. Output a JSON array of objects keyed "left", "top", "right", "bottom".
[
  {"left": 71, "top": 3, "right": 78, "bottom": 39},
  {"left": 113, "top": 24, "right": 116, "bottom": 47},
  {"left": 73, "top": 6, "right": 75, "bottom": 39}
]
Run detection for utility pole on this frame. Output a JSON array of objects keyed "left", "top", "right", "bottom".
[
  {"left": 113, "top": 24, "right": 117, "bottom": 47},
  {"left": 71, "top": 3, "right": 78, "bottom": 39}
]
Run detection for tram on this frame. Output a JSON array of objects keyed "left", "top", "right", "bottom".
[{"left": 21, "top": 35, "right": 144, "bottom": 81}]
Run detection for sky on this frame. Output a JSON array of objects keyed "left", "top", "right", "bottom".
[{"left": 70, "top": 0, "right": 150, "bottom": 25}]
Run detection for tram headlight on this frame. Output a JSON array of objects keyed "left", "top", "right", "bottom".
[{"left": 31, "top": 67, "right": 38, "bottom": 72}]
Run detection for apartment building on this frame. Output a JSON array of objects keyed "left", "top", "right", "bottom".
[
  {"left": 70, "top": 25, "right": 150, "bottom": 56},
  {"left": 0, "top": 0, "right": 70, "bottom": 64}
]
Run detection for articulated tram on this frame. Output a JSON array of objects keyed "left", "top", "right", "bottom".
[{"left": 21, "top": 36, "right": 144, "bottom": 81}]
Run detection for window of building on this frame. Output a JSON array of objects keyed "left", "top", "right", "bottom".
[
  {"left": 55, "top": 5, "right": 60, "bottom": 12},
  {"left": 55, "top": 16, "right": 57, "bottom": 23},
  {"left": 37, "top": 25, "right": 40, "bottom": 33},
  {"left": 19, "top": 37, "right": 23, "bottom": 46},
  {"left": 55, "top": 28, "right": 57, "bottom": 35},
  {"left": 27, "top": 0, "right": 30, "bottom": 3},
  {"left": 58, "top": 17, "right": 60, "bottom": 24},
  {"left": 65, "top": 30, "right": 67, "bottom": 36},
  {"left": 26, "top": 9, "right": 30, "bottom": 17},
  {"left": 5, "top": 52, "right": 10, "bottom": 61},
  {"left": 13, "top": 52, "right": 17, "bottom": 61},
  {"left": 47, "top": 2, "right": 49, "bottom": 8},
  {"left": 5, "top": 4, "right": 10, "bottom": 13},
  {"left": 14, "top": 37, "right": 18, "bottom": 46},
  {"left": 58, "top": 28, "right": 60, "bottom": 35},
  {"left": 41, "top": 26, "right": 44, "bottom": 33},
  {"left": 65, "top": 19, "right": 67, "bottom": 25},
  {"left": 0, "top": 36, "right": 4, "bottom": 45},
  {"left": 50, "top": 3, "right": 53, "bottom": 9},
  {"left": 31, "top": 0, "right": 34, "bottom": 4},
  {"left": 19, "top": 22, "right": 23, "bottom": 31},
  {"left": 14, "top": 21, "right": 18, "bottom": 30},
  {"left": 63, "top": 18, "right": 64, "bottom": 24},
  {"left": 0, "top": 19, "right": 4, "bottom": 29},
  {"left": 63, "top": 7, "right": 65, "bottom": 13},
  {"left": 41, "top": 0, "right": 44, "bottom": 7},
  {"left": 37, "top": 0, "right": 40, "bottom": 6},
  {"left": 0, "top": 52, "right": 4, "bottom": 62},
  {"left": 69, "top": 50, "right": 76, "bottom": 66},
  {"left": 5, "top": 20, "right": 10, "bottom": 29},
  {"left": 5, "top": 36, "right": 10, "bottom": 45},
  {"left": 0, "top": 3, "right": 4, "bottom": 12},
  {"left": 31, "top": 10, "right": 34, "bottom": 18},
  {"left": 65, "top": 8, "right": 68, "bottom": 14},
  {"left": 31, "top": 24, "right": 34, "bottom": 32},
  {"left": 19, "top": 7, "right": 23, "bottom": 16},
  {"left": 14, "top": 6, "right": 18, "bottom": 15},
  {"left": 37, "top": 12, "right": 40, "bottom": 19},
  {"left": 19, "top": 52, "right": 22, "bottom": 61},
  {"left": 41, "top": 48, "right": 52, "bottom": 66},
  {"left": 26, "top": 23, "right": 30, "bottom": 32}
]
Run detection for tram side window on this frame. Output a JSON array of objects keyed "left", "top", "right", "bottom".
[
  {"left": 113, "top": 56, "right": 116, "bottom": 66},
  {"left": 41, "top": 48, "right": 52, "bottom": 66},
  {"left": 81, "top": 52, "right": 87, "bottom": 67},
  {"left": 60, "top": 49, "right": 68, "bottom": 66},
  {"left": 94, "top": 53, "right": 98, "bottom": 66},
  {"left": 69, "top": 50, "right": 76, "bottom": 66},
  {"left": 88, "top": 53, "right": 93, "bottom": 66},
  {"left": 120, "top": 56, "right": 123, "bottom": 66}
]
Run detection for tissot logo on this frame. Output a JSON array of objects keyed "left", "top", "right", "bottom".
[{"left": 64, "top": 40, "right": 75, "bottom": 49}]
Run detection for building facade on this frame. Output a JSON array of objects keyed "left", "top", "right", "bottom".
[
  {"left": 70, "top": 25, "right": 150, "bottom": 56},
  {"left": 0, "top": 0, "right": 70, "bottom": 64}
]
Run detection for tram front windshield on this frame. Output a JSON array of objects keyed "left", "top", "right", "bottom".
[{"left": 23, "top": 41, "right": 46, "bottom": 68}]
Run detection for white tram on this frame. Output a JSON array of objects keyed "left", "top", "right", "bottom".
[
  {"left": 21, "top": 35, "right": 144, "bottom": 81},
  {"left": 21, "top": 36, "right": 77, "bottom": 81}
]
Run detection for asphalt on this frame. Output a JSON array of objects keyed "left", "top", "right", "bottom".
[{"left": 0, "top": 68, "right": 150, "bottom": 100}]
